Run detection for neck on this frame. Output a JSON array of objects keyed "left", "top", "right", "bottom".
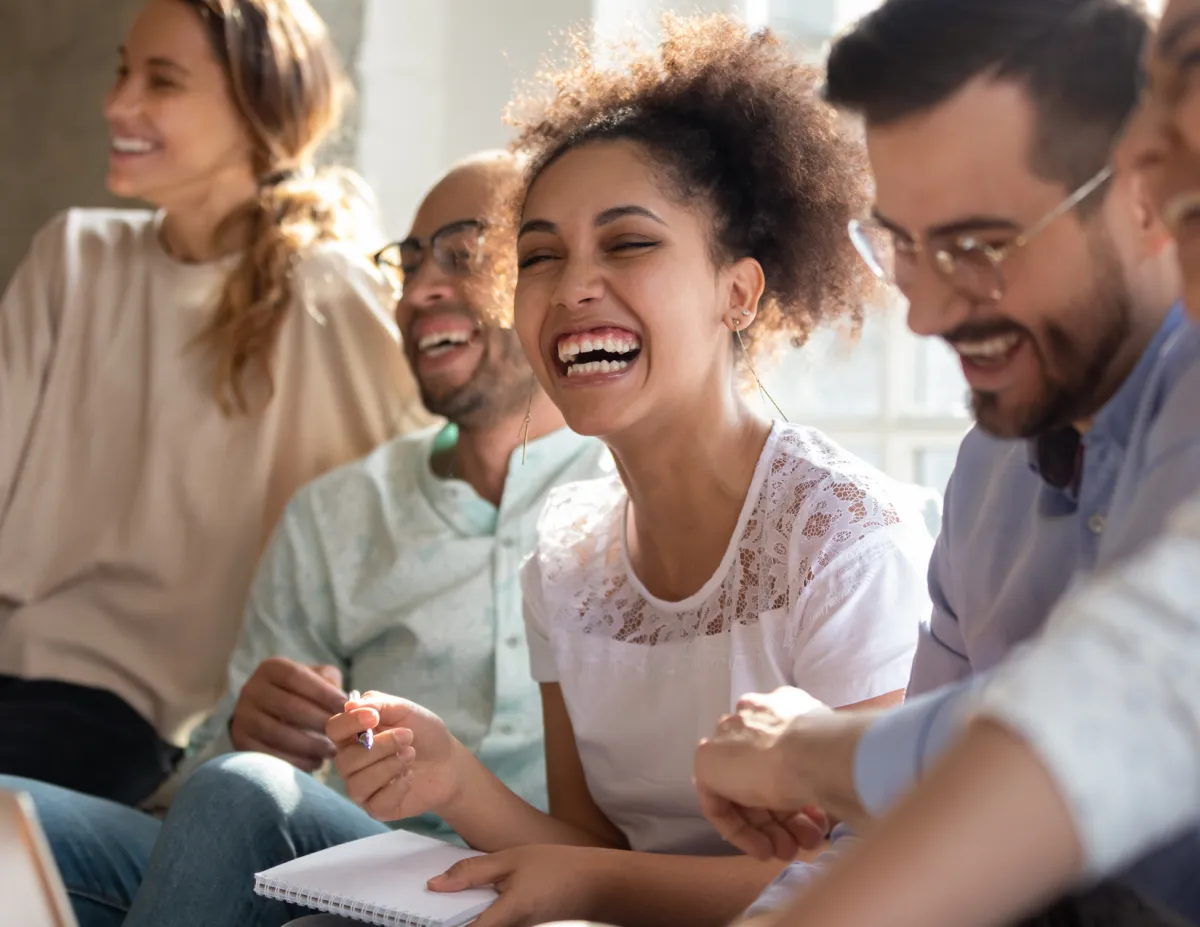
[
  {"left": 159, "top": 175, "right": 259, "bottom": 263},
  {"left": 453, "top": 390, "right": 565, "bottom": 508},
  {"left": 1070, "top": 291, "right": 1175, "bottom": 434},
  {"left": 611, "top": 391, "right": 772, "bottom": 601}
]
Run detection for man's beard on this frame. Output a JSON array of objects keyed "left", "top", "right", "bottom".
[
  {"left": 969, "top": 235, "right": 1133, "bottom": 439},
  {"left": 419, "top": 326, "right": 535, "bottom": 430}
]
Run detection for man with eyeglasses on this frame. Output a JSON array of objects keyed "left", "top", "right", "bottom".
[
  {"left": 0, "top": 150, "right": 609, "bottom": 927},
  {"left": 694, "top": 1, "right": 1200, "bottom": 925}
]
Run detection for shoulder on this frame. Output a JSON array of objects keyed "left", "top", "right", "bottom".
[
  {"left": 770, "top": 424, "right": 928, "bottom": 539},
  {"left": 938, "top": 425, "right": 1039, "bottom": 530},
  {"left": 286, "top": 425, "right": 441, "bottom": 526},
  {"left": 25, "top": 208, "right": 157, "bottom": 266},
  {"left": 1140, "top": 323, "right": 1200, "bottom": 462},
  {"left": 765, "top": 425, "right": 935, "bottom": 584},
  {"left": 531, "top": 474, "right": 626, "bottom": 576},
  {"left": 291, "top": 239, "right": 394, "bottom": 321}
]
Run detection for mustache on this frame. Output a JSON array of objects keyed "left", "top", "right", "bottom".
[{"left": 941, "top": 320, "right": 1029, "bottom": 347}]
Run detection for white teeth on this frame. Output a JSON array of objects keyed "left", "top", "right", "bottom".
[
  {"left": 954, "top": 333, "right": 1022, "bottom": 360},
  {"left": 111, "top": 137, "right": 155, "bottom": 154},
  {"left": 418, "top": 331, "right": 472, "bottom": 351},
  {"left": 556, "top": 332, "right": 642, "bottom": 363},
  {"left": 566, "top": 360, "right": 630, "bottom": 378}
]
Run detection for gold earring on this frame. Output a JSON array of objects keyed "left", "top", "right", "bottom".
[
  {"left": 734, "top": 317, "right": 788, "bottom": 422},
  {"left": 519, "top": 383, "right": 534, "bottom": 464}
]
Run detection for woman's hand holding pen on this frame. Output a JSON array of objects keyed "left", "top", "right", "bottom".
[{"left": 327, "top": 691, "right": 466, "bottom": 822}]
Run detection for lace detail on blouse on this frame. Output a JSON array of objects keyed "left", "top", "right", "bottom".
[{"left": 532, "top": 424, "right": 906, "bottom": 646}]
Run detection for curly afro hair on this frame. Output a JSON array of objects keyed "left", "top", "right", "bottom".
[{"left": 495, "top": 14, "right": 876, "bottom": 358}]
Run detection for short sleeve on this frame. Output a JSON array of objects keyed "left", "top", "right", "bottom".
[
  {"left": 520, "top": 552, "right": 558, "bottom": 683},
  {"left": 792, "top": 531, "right": 930, "bottom": 707}
]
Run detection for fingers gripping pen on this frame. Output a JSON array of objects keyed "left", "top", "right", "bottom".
[{"left": 347, "top": 690, "right": 373, "bottom": 750}]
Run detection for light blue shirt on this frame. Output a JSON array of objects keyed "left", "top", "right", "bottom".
[
  {"left": 181, "top": 423, "right": 610, "bottom": 837},
  {"left": 751, "top": 307, "right": 1200, "bottom": 920}
]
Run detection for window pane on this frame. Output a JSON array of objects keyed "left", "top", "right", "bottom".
[
  {"left": 838, "top": 440, "right": 883, "bottom": 470},
  {"left": 760, "top": 317, "right": 884, "bottom": 421},
  {"left": 914, "top": 446, "right": 960, "bottom": 494},
  {"left": 911, "top": 336, "right": 970, "bottom": 418}
]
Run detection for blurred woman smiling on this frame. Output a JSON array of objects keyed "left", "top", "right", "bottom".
[{"left": 0, "top": 0, "right": 424, "bottom": 805}]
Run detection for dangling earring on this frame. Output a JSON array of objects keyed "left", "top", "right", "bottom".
[
  {"left": 734, "top": 312, "right": 788, "bottom": 422},
  {"left": 518, "top": 382, "right": 534, "bottom": 464}
]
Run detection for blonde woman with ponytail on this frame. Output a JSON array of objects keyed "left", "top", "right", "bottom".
[{"left": 0, "top": 0, "right": 426, "bottom": 806}]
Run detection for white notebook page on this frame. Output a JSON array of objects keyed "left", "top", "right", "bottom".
[{"left": 255, "top": 829, "right": 497, "bottom": 927}]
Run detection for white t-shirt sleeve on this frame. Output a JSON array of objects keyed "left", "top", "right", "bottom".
[
  {"left": 973, "top": 495, "right": 1200, "bottom": 878},
  {"left": 520, "top": 551, "right": 559, "bottom": 683},
  {"left": 792, "top": 531, "right": 928, "bottom": 708}
]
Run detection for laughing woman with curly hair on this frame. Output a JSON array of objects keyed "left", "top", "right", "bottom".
[{"left": 323, "top": 16, "right": 935, "bottom": 927}]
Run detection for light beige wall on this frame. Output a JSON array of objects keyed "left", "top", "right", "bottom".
[{"left": 0, "top": 0, "right": 364, "bottom": 286}]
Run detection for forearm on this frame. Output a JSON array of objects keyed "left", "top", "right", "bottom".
[
  {"left": 768, "top": 720, "right": 1080, "bottom": 927},
  {"left": 588, "top": 849, "right": 785, "bottom": 927},
  {"left": 441, "top": 742, "right": 618, "bottom": 852},
  {"left": 783, "top": 710, "right": 874, "bottom": 830}
]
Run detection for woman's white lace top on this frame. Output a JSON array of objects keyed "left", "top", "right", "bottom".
[{"left": 521, "top": 421, "right": 935, "bottom": 855}]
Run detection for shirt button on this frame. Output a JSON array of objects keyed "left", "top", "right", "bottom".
[
  {"left": 505, "top": 636, "right": 521, "bottom": 649},
  {"left": 498, "top": 724, "right": 514, "bottom": 735},
  {"left": 1087, "top": 514, "right": 1106, "bottom": 535},
  {"left": 500, "top": 537, "right": 517, "bottom": 550}
]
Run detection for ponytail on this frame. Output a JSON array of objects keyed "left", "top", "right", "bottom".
[
  {"left": 182, "top": 0, "right": 376, "bottom": 415},
  {"left": 197, "top": 167, "right": 376, "bottom": 415}
]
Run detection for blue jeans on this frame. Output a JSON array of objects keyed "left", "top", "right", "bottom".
[
  {"left": 4, "top": 754, "right": 389, "bottom": 927},
  {"left": 0, "top": 774, "right": 161, "bottom": 927}
]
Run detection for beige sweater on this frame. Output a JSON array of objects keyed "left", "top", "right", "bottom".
[{"left": 0, "top": 209, "right": 428, "bottom": 743}]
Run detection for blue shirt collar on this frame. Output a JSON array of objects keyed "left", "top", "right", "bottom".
[{"left": 1027, "top": 302, "right": 1186, "bottom": 488}]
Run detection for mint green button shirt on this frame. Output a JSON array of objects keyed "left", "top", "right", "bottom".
[{"left": 184, "top": 423, "right": 611, "bottom": 836}]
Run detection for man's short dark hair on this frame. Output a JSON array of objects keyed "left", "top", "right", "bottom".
[{"left": 824, "top": 0, "right": 1152, "bottom": 191}]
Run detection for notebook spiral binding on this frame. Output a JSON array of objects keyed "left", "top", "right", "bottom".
[{"left": 254, "top": 875, "right": 435, "bottom": 927}]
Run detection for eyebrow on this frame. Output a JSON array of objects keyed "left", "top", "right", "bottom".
[
  {"left": 399, "top": 219, "right": 482, "bottom": 248},
  {"left": 596, "top": 205, "right": 666, "bottom": 227},
  {"left": 871, "top": 207, "right": 1021, "bottom": 240},
  {"left": 117, "top": 47, "right": 190, "bottom": 75},
  {"left": 518, "top": 204, "right": 667, "bottom": 239},
  {"left": 1159, "top": 11, "right": 1200, "bottom": 57}
]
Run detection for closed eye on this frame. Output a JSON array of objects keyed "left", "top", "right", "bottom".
[
  {"left": 517, "top": 252, "right": 557, "bottom": 270},
  {"left": 609, "top": 239, "right": 659, "bottom": 256}
]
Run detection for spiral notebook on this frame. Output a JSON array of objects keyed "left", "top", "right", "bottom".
[{"left": 253, "top": 829, "right": 497, "bottom": 927}]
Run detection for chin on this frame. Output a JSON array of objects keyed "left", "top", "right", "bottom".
[
  {"left": 557, "top": 404, "right": 637, "bottom": 441},
  {"left": 105, "top": 172, "right": 153, "bottom": 203}
]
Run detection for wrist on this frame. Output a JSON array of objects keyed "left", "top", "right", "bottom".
[
  {"left": 781, "top": 711, "right": 870, "bottom": 825},
  {"left": 435, "top": 738, "right": 486, "bottom": 824},
  {"left": 578, "top": 847, "right": 632, "bottom": 922}
]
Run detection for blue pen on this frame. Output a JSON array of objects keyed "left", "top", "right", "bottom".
[{"left": 347, "top": 690, "right": 373, "bottom": 750}]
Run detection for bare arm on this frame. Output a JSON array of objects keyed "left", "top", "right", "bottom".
[
  {"left": 437, "top": 683, "right": 628, "bottom": 851},
  {"left": 586, "top": 849, "right": 787, "bottom": 927}
]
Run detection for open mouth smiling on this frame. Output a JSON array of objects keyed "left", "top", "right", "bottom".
[{"left": 554, "top": 327, "right": 642, "bottom": 381}]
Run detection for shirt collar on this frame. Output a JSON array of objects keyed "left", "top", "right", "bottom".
[
  {"left": 417, "top": 423, "right": 595, "bottom": 536},
  {"left": 1027, "top": 302, "right": 1186, "bottom": 489}
]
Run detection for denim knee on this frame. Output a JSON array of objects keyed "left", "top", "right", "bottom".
[{"left": 176, "top": 753, "right": 315, "bottom": 835}]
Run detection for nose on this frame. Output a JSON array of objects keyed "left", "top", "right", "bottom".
[
  {"left": 104, "top": 72, "right": 141, "bottom": 123},
  {"left": 901, "top": 269, "right": 972, "bottom": 339},
  {"left": 550, "top": 253, "right": 604, "bottom": 311},
  {"left": 398, "top": 258, "right": 458, "bottom": 312},
  {"left": 1115, "top": 95, "right": 1168, "bottom": 177}
]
